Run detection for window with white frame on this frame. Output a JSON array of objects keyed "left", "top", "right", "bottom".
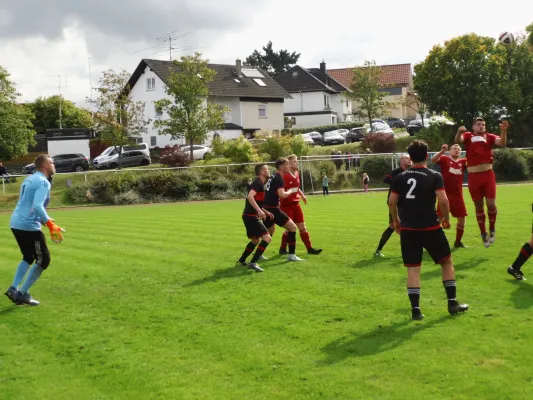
[
  {"left": 146, "top": 77, "right": 155, "bottom": 91},
  {"left": 258, "top": 104, "right": 267, "bottom": 118},
  {"left": 324, "top": 94, "right": 330, "bottom": 107},
  {"left": 150, "top": 136, "right": 157, "bottom": 146}
]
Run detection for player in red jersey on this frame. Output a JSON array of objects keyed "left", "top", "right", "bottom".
[
  {"left": 278, "top": 155, "right": 322, "bottom": 255},
  {"left": 431, "top": 144, "right": 468, "bottom": 248},
  {"left": 455, "top": 117, "right": 508, "bottom": 248}
]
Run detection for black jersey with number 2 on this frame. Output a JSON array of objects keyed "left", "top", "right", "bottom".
[
  {"left": 263, "top": 173, "right": 284, "bottom": 208},
  {"left": 243, "top": 178, "right": 265, "bottom": 216},
  {"left": 391, "top": 167, "right": 445, "bottom": 230}
]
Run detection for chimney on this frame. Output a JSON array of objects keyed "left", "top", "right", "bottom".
[
  {"left": 320, "top": 60, "right": 326, "bottom": 74},
  {"left": 236, "top": 59, "right": 242, "bottom": 77}
]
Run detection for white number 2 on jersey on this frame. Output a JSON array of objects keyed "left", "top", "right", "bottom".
[{"left": 406, "top": 178, "right": 417, "bottom": 199}]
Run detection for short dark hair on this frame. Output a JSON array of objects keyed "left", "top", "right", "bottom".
[
  {"left": 254, "top": 163, "right": 266, "bottom": 176},
  {"left": 407, "top": 140, "right": 428, "bottom": 163},
  {"left": 34, "top": 154, "right": 51, "bottom": 169},
  {"left": 474, "top": 117, "right": 485, "bottom": 123},
  {"left": 275, "top": 157, "right": 288, "bottom": 170}
]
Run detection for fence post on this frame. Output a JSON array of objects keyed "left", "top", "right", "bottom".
[
  {"left": 84, "top": 173, "right": 88, "bottom": 185},
  {"left": 2, "top": 178, "right": 4, "bottom": 195},
  {"left": 309, "top": 158, "right": 315, "bottom": 193},
  {"left": 300, "top": 157, "right": 305, "bottom": 193}
]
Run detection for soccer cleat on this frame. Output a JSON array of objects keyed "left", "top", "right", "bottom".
[
  {"left": 237, "top": 260, "right": 250, "bottom": 267},
  {"left": 279, "top": 248, "right": 288, "bottom": 256},
  {"left": 411, "top": 308, "right": 424, "bottom": 321},
  {"left": 374, "top": 250, "right": 385, "bottom": 257},
  {"left": 4, "top": 286, "right": 17, "bottom": 304},
  {"left": 247, "top": 263, "right": 264, "bottom": 272},
  {"left": 448, "top": 300, "right": 468, "bottom": 315},
  {"left": 489, "top": 231, "right": 496, "bottom": 244},
  {"left": 481, "top": 233, "right": 491, "bottom": 248},
  {"left": 307, "top": 248, "right": 323, "bottom": 255},
  {"left": 287, "top": 254, "right": 305, "bottom": 262},
  {"left": 258, "top": 255, "right": 268, "bottom": 261},
  {"left": 507, "top": 266, "right": 526, "bottom": 281},
  {"left": 14, "top": 291, "right": 40, "bottom": 306},
  {"left": 454, "top": 242, "right": 468, "bottom": 249}
]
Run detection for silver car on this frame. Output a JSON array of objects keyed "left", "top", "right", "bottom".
[{"left": 93, "top": 150, "right": 151, "bottom": 169}]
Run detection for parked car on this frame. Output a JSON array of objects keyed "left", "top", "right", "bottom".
[
  {"left": 93, "top": 150, "right": 151, "bottom": 169},
  {"left": 370, "top": 122, "right": 394, "bottom": 135},
  {"left": 306, "top": 131, "right": 324, "bottom": 146},
  {"left": 23, "top": 153, "right": 89, "bottom": 174},
  {"left": 406, "top": 120, "right": 423, "bottom": 136},
  {"left": 387, "top": 118, "right": 406, "bottom": 128},
  {"left": 336, "top": 129, "right": 350, "bottom": 139},
  {"left": 323, "top": 130, "right": 345, "bottom": 146},
  {"left": 346, "top": 127, "right": 367, "bottom": 143},
  {"left": 298, "top": 133, "right": 315, "bottom": 146},
  {"left": 371, "top": 119, "right": 386, "bottom": 125},
  {"left": 179, "top": 145, "right": 212, "bottom": 160}
]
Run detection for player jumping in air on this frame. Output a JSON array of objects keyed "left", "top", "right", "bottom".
[
  {"left": 506, "top": 204, "right": 533, "bottom": 281},
  {"left": 374, "top": 154, "right": 411, "bottom": 257},
  {"left": 455, "top": 117, "right": 508, "bottom": 247},
  {"left": 431, "top": 144, "right": 468, "bottom": 248},
  {"left": 238, "top": 163, "right": 275, "bottom": 272},
  {"left": 389, "top": 140, "right": 468, "bottom": 320},
  {"left": 264, "top": 158, "right": 304, "bottom": 262},
  {"left": 4, "top": 155, "right": 66, "bottom": 306},
  {"left": 279, "top": 155, "right": 322, "bottom": 256}
]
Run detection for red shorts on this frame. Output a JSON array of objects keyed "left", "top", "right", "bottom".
[
  {"left": 280, "top": 202, "right": 305, "bottom": 224},
  {"left": 437, "top": 193, "right": 467, "bottom": 218},
  {"left": 467, "top": 169, "right": 496, "bottom": 202}
]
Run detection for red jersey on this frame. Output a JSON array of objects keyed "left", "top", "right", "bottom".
[
  {"left": 438, "top": 155, "right": 466, "bottom": 196},
  {"left": 281, "top": 171, "right": 300, "bottom": 205},
  {"left": 463, "top": 132, "right": 499, "bottom": 167}
]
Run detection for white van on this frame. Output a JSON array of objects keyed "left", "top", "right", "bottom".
[{"left": 92, "top": 143, "right": 150, "bottom": 168}]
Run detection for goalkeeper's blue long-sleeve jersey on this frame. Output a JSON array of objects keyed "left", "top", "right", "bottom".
[{"left": 10, "top": 172, "right": 51, "bottom": 231}]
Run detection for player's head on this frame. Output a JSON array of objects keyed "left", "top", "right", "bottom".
[
  {"left": 407, "top": 140, "right": 429, "bottom": 164},
  {"left": 450, "top": 144, "right": 461, "bottom": 158},
  {"left": 254, "top": 163, "right": 270, "bottom": 179},
  {"left": 473, "top": 117, "right": 486, "bottom": 134},
  {"left": 34, "top": 154, "right": 55, "bottom": 177},
  {"left": 399, "top": 154, "right": 411, "bottom": 169},
  {"left": 275, "top": 157, "right": 289, "bottom": 173},
  {"left": 287, "top": 154, "right": 298, "bottom": 171}
]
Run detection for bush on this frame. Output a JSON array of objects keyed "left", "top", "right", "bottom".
[
  {"left": 493, "top": 148, "right": 529, "bottom": 181},
  {"left": 89, "top": 171, "right": 138, "bottom": 203},
  {"left": 260, "top": 135, "right": 292, "bottom": 161},
  {"left": 160, "top": 145, "right": 192, "bottom": 167},
  {"left": 137, "top": 170, "right": 176, "bottom": 196},
  {"left": 224, "top": 137, "right": 257, "bottom": 163},
  {"left": 414, "top": 123, "right": 455, "bottom": 151},
  {"left": 519, "top": 150, "right": 533, "bottom": 176},
  {"left": 113, "top": 190, "right": 143, "bottom": 205},
  {"left": 361, "top": 133, "right": 396, "bottom": 153},
  {"left": 289, "top": 135, "right": 310, "bottom": 157},
  {"left": 64, "top": 185, "right": 92, "bottom": 204},
  {"left": 360, "top": 156, "right": 390, "bottom": 179}
]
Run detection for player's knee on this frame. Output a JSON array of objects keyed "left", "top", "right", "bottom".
[
  {"left": 440, "top": 256, "right": 453, "bottom": 269},
  {"left": 22, "top": 254, "right": 35, "bottom": 265},
  {"left": 38, "top": 249, "right": 51, "bottom": 270},
  {"left": 263, "top": 234, "right": 272, "bottom": 244},
  {"left": 251, "top": 238, "right": 260, "bottom": 245}
]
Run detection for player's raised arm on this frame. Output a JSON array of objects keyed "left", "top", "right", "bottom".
[
  {"left": 455, "top": 126, "right": 466, "bottom": 144},
  {"left": 431, "top": 144, "right": 448, "bottom": 164},
  {"left": 495, "top": 120, "right": 509, "bottom": 147}
]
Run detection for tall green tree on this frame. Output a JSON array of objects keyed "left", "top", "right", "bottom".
[
  {"left": 30, "top": 95, "right": 92, "bottom": 133},
  {"left": 526, "top": 23, "right": 533, "bottom": 46},
  {"left": 346, "top": 60, "right": 391, "bottom": 127},
  {"left": 0, "top": 65, "right": 35, "bottom": 161},
  {"left": 154, "top": 53, "right": 228, "bottom": 161},
  {"left": 87, "top": 69, "right": 150, "bottom": 167},
  {"left": 245, "top": 41, "right": 300, "bottom": 77}
]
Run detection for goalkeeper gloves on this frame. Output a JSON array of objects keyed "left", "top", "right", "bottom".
[{"left": 46, "top": 219, "right": 66, "bottom": 243}]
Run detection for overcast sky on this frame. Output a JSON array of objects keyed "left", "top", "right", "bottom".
[{"left": 1, "top": 0, "right": 531, "bottom": 106}]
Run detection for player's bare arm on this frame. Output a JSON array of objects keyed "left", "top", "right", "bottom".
[
  {"left": 247, "top": 190, "right": 266, "bottom": 219},
  {"left": 277, "top": 187, "right": 295, "bottom": 200},
  {"left": 495, "top": 120, "right": 509, "bottom": 147},
  {"left": 299, "top": 190, "right": 307, "bottom": 205},
  {"left": 455, "top": 126, "right": 466, "bottom": 144},
  {"left": 436, "top": 190, "right": 451, "bottom": 229},
  {"left": 388, "top": 192, "right": 401, "bottom": 234},
  {"left": 431, "top": 144, "right": 448, "bottom": 164}
]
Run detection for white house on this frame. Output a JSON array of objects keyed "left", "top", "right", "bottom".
[
  {"left": 275, "top": 62, "right": 353, "bottom": 129},
  {"left": 127, "top": 59, "right": 291, "bottom": 148}
]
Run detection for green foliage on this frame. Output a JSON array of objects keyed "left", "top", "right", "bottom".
[
  {"left": 0, "top": 65, "right": 35, "bottom": 161},
  {"left": 154, "top": 53, "right": 228, "bottom": 160},
  {"left": 293, "top": 122, "right": 363, "bottom": 135},
  {"left": 260, "top": 135, "right": 292, "bottom": 161},
  {"left": 413, "top": 123, "right": 455, "bottom": 151},
  {"left": 493, "top": 148, "right": 529, "bottom": 181},
  {"left": 361, "top": 133, "right": 396, "bottom": 153},
  {"left": 519, "top": 150, "right": 533, "bottom": 175},
  {"left": 222, "top": 137, "right": 257, "bottom": 163},
  {"left": 289, "top": 134, "right": 310, "bottom": 157},
  {"left": 245, "top": 41, "right": 300, "bottom": 77},
  {"left": 29, "top": 95, "right": 92, "bottom": 133},
  {"left": 360, "top": 155, "right": 391, "bottom": 179}
]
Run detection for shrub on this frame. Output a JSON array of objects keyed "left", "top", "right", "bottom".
[
  {"left": 360, "top": 156, "right": 390, "bottom": 179},
  {"left": 197, "top": 179, "right": 215, "bottom": 193},
  {"left": 519, "top": 150, "right": 533, "bottom": 176},
  {"left": 113, "top": 190, "right": 143, "bottom": 205},
  {"left": 493, "top": 148, "right": 528, "bottom": 181},
  {"left": 361, "top": 133, "right": 396, "bottom": 153},
  {"left": 137, "top": 170, "right": 176, "bottom": 196},
  {"left": 160, "top": 145, "right": 192, "bottom": 167},
  {"left": 290, "top": 135, "right": 310, "bottom": 157},
  {"left": 224, "top": 137, "right": 257, "bottom": 163},
  {"left": 89, "top": 171, "right": 138, "bottom": 203},
  {"left": 170, "top": 176, "right": 197, "bottom": 199},
  {"left": 64, "top": 185, "right": 92, "bottom": 204},
  {"left": 414, "top": 123, "right": 455, "bottom": 151}
]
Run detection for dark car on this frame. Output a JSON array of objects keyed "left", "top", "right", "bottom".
[
  {"left": 346, "top": 127, "right": 367, "bottom": 143},
  {"left": 406, "top": 120, "right": 423, "bottom": 136},
  {"left": 306, "top": 131, "right": 324, "bottom": 146},
  {"left": 387, "top": 118, "right": 406, "bottom": 128},
  {"left": 22, "top": 153, "right": 90, "bottom": 174}
]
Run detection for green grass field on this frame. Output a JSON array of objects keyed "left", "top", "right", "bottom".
[{"left": 1, "top": 186, "right": 533, "bottom": 399}]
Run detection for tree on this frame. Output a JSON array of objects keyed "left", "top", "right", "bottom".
[
  {"left": 87, "top": 69, "right": 150, "bottom": 167},
  {"left": 401, "top": 91, "right": 427, "bottom": 125},
  {"left": 29, "top": 95, "right": 92, "bottom": 133},
  {"left": 526, "top": 22, "right": 533, "bottom": 46},
  {"left": 0, "top": 65, "right": 35, "bottom": 161},
  {"left": 245, "top": 41, "right": 300, "bottom": 77},
  {"left": 153, "top": 53, "right": 228, "bottom": 161},
  {"left": 346, "top": 60, "right": 391, "bottom": 127}
]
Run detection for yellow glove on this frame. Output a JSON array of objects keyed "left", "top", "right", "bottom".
[{"left": 46, "top": 220, "right": 66, "bottom": 243}]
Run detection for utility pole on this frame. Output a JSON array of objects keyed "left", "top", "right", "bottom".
[{"left": 58, "top": 75, "right": 63, "bottom": 129}]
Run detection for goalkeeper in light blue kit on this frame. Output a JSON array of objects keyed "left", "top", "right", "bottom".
[{"left": 4, "top": 155, "right": 65, "bottom": 306}]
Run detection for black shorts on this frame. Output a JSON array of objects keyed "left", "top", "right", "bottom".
[
  {"left": 400, "top": 228, "right": 451, "bottom": 267},
  {"left": 11, "top": 228, "right": 51, "bottom": 269},
  {"left": 263, "top": 207, "right": 290, "bottom": 228},
  {"left": 242, "top": 215, "right": 269, "bottom": 239}
]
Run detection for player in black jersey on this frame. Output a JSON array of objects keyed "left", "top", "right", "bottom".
[
  {"left": 374, "top": 155, "right": 411, "bottom": 257},
  {"left": 506, "top": 203, "right": 533, "bottom": 281},
  {"left": 389, "top": 140, "right": 468, "bottom": 320},
  {"left": 263, "top": 158, "right": 304, "bottom": 262},
  {"left": 238, "top": 163, "right": 275, "bottom": 272}
]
